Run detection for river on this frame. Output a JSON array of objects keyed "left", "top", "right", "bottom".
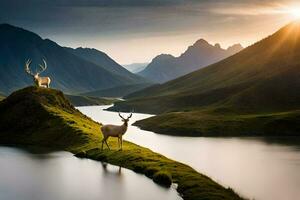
[
  {"left": 0, "top": 147, "right": 181, "bottom": 200},
  {"left": 78, "top": 105, "right": 300, "bottom": 200}
]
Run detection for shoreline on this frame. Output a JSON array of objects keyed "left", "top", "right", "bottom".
[{"left": 73, "top": 140, "right": 245, "bottom": 200}]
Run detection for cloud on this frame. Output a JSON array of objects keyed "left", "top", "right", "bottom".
[
  {"left": 0, "top": 0, "right": 185, "bottom": 7},
  {"left": 208, "top": 1, "right": 300, "bottom": 16},
  {"left": 0, "top": 0, "right": 297, "bottom": 63}
]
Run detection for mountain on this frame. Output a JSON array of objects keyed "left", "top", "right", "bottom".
[
  {"left": 123, "top": 63, "right": 148, "bottom": 73},
  {"left": 111, "top": 21, "right": 300, "bottom": 136},
  {"left": 0, "top": 24, "right": 147, "bottom": 95},
  {"left": 138, "top": 39, "right": 243, "bottom": 83},
  {"left": 64, "top": 47, "right": 146, "bottom": 82}
]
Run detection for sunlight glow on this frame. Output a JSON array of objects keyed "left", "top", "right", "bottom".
[{"left": 289, "top": 7, "right": 300, "bottom": 19}]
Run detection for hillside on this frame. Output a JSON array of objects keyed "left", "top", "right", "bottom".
[
  {"left": 138, "top": 39, "right": 243, "bottom": 83},
  {"left": 81, "top": 83, "right": 154, "bottom": 98},
  {"left": 0, "top": 87, "right": 100, "bottom": 150},
  {"left": 0, "top": 24, "right": 146, "bottom": 95},
  {"left": 0, "top": 87, "right": 243, "bottom": 200},
  {"left": 65, "top": 94, "right": 117, "bottom": 106},
  {"left": 65, "top": 47, "right": 146, "bottom": 83},
  {"left": 111, "top": 22, "right": 300, "bottom": 136}
]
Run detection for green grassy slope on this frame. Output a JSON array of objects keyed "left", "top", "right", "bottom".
[
  {"left": 109, "top": 22, "right": 300, "bottom": 136},
  {"left": 134, "top": 110, "right": 300, "bottom": 136},
  {"left": 81, "top": 83, "right": 154, "bottom": 98},
  {"left": 0, "top": 87, "right": 100, "bottom": 150},
  {"left": 65, "top": 94, "right": 117, "bottom": 106},
  {"left": 0, "top": 87, "right": 244, "bottom": 200}
]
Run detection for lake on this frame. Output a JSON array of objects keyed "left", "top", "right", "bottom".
[
  {"left": 0, "top": 146, "right": 181, "bottom": 200},
  {"left": 78, "top": 105, "right": 300, "bottom": 200}
]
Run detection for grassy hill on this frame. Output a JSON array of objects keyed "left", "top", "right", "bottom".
[
  {"left": 111, "top": 21, "right": 300, "bottom": 136},
  {"left": 81, "top": 83, "right": 154, "bottom": 98},
  {"left": 65, "top": 94, "right": 117, "bottom": 106},
  {"left": 0, "top": 87, "right": 244, "bottom": 200}
]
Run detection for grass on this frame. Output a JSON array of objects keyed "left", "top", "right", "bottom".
[
  {"left": 0, "top": 87, "right": 245, "bottom": 200},
  {"left": 134, "top": 109, "right": 300, "bottom": 136},
  {"left": 80, "top": 145, "right": 243, "bottom": 200}
]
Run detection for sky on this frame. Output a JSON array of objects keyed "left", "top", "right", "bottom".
[{"left": 0, "top": 0, "right": 300, "bottom": 64}]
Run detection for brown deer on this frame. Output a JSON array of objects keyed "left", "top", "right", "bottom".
[
  {"left": 101, "top": 112, "right": 133, "bottom": 150},
  {"left": 25, "top": 59, "right": 51, "bottom": 88}
]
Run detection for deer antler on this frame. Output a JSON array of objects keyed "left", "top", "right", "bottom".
[
  {"left": 118, "top": 112, "right": 125, "bottom": 120},
  {"left": 37, "top": 59, "right": 47, "bottom": 74},
  {"left": 127, "top": 112, "right": 133, "bottom": 119},
  {"left": 24, "top": 59, "right": 35, "bottom": 76}
]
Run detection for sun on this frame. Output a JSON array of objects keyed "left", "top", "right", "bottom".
[{"left": 289, "top": 7, "right": 300, "bottom": 19}]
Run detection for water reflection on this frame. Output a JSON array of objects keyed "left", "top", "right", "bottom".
[
  {"left": 101, "top": 162, "right": 123, "bottom": 177},
  {"left": 0, "top": 146, "right": 181, "bottom": 200},
  {"left": 78, "top": 105, "right": 300, "bottom": 200}
]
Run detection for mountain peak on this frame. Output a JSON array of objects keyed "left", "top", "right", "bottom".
[
  {"left": 214, "top": 43, "right": 221, "bottom": 49},
  {"left": 227, "top": 44, "right": 243, "bottom": 52},
  {"left": 153, "top": 54, "right": 175, "bottom": 61},
  {"left": 193, "top": 39, "right": 210, "bottom": 47}
]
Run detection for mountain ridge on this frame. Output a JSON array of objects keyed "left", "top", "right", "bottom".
[
  {"left": 138, "top": 39, "right": 243, "bottom": 83},
  {"left": 0, "top": 24, "right": 147, "bottom": 95},
  {"left": 110, "top": 21, "right": 300, "bottom": 136}
]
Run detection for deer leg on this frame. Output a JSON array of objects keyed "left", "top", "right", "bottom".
[
  {"left": 104, "top": 139, "right": 110, "bottom": 150},
  {"left": 101, "top": 139, "right": 105, "bottom": 150},
  {"left": 120, "top": 136, "right": 123, "bottom": 150},
  {"left": 118, "top": 137, "right": 120, "bottom": 148},
  {"left": 101, "top": 136, "right": 108, "bottom": 150}
]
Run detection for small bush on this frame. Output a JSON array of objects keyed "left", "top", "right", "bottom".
[
  {"left": 133, "top": 164, "right": 147, "bottom": 174},
  {"left": 153, "top": 171, "right": 172, "bottom": 187},
  {"left": 145, "top": 167, "right": 160, "bottom": 178},
  {"left": 74, "top": 151, "right": 86, "bottom": 158}
]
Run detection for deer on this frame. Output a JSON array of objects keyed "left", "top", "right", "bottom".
[
  {"left": 25, "top": 59, "right": 51, "bottom": 88},
  {"left": 100, "top": 112, "right": 133, "bottom": 150}
]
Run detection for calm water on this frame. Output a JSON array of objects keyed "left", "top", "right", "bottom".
[
  {"left": 0, "top": 147, "right": 181, "bottom": 200},
  {"left": 78, "top": 105, "right": 300, "bottom": 200}
]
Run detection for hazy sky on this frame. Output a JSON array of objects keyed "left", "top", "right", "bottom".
[{"left": 0, "top": 0, "right": 299, "bottom": 64}]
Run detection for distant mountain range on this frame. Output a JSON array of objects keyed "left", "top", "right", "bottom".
[
  {"left": 138, "top": 39, "right": 243, "bottom": 83},
  {"left": 0, "top": 24, "right": 148, "bottom": 95},
  {"left": 111, "top": 22, "right": 300, "bottom": 136},
  {"left": 64, "top": 47, "right": 145, "bottom": 83},
  {"left": 123, "top": 63, "right": 148, "bottom": 73}
]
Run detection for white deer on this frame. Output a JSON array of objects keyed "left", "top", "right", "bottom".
[
  {"left": 25, "top": 59, "right": 51, "bottom": 88},
  {"left": 101, "top": 112, "right": 133, "bottom": 150}
]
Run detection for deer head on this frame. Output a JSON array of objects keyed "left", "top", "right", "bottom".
[{"left": 118, "top": 112, "right": 133, "bottom": 125}]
